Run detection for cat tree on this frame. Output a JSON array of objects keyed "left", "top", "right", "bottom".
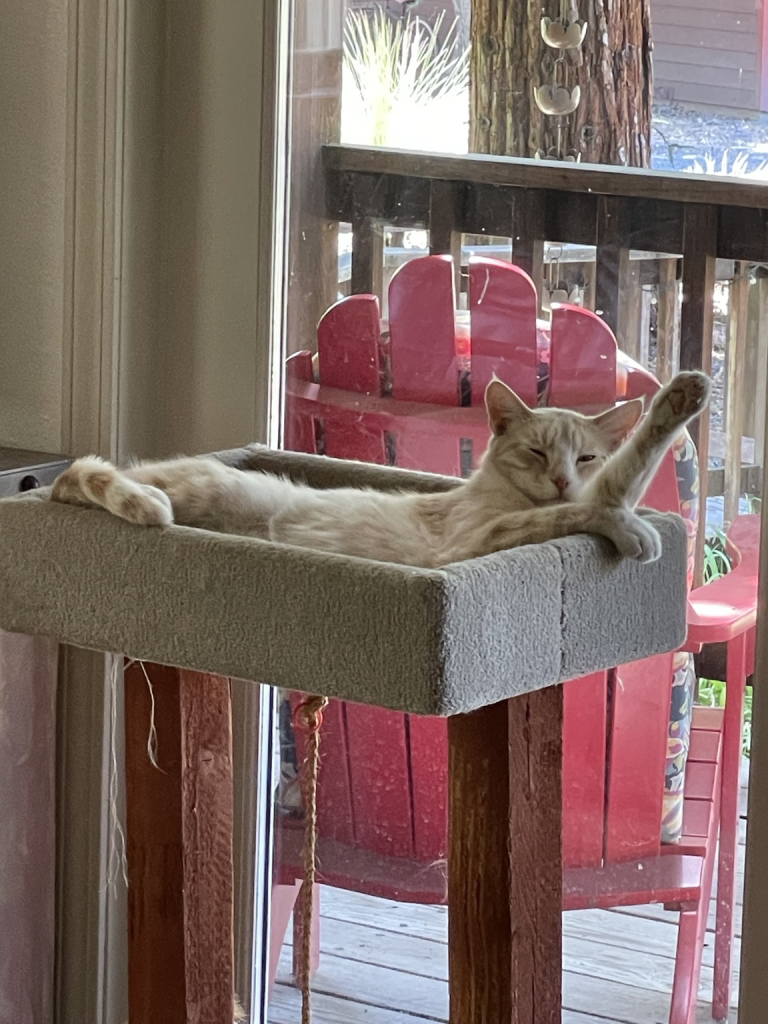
[{"left": 0, "top": 444, "right": 688, "bottom": 1024}]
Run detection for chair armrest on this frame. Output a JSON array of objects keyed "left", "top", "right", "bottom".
[{"left": 685, "top": 567, "right": 758, "bottom": 650}]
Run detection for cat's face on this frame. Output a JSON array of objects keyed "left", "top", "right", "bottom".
[{"left": 484, "top": 380, "right": 644, "bottom": 504}]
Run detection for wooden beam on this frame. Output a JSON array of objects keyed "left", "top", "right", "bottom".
[
  {"left": 448, "top": 689, "right": 563, "bottom": 1024},
  {"left": 448, "top": 702, "right": 513, "bottom": 1024},
  {"left": 708, "top": 464, "right": 763, "bottom": 499},
  {"left": 744, "top": 272, "right": 768, "bottom": 471},
  {"left": 351, "top": 217, "right": 385, "bottom": 296},
  {"left": 428, "top": 179, "right": 463, "bottom": 296},
  {"left": 512, "top": 189, "right": 547, "bottom": 316},
  {"left": 725, "top": 263, "right": 750, "bottom": 525},
  {"left": 508, "top": 686, "right": 563, "bottom": 1024},
  {"left": 655, "top": 257, "right": 680, "bottom": 384},
  {"left": 620, "top": 258, "right": 643, "bottom": 362},
  {"left": 595, "top": 197, "right": 632, "bottom": 344},
  {"left": 680, "top": 204, "right": 717, "bottom": 585},
  {"left": 125, "top": 662, "right": 235, "bottom": 1024},
  {"left": 287, "top": 44, "right": 343, "bottom": 353},
  {"left": 325, "top": 144, "right": 768, "bottom": 211}
]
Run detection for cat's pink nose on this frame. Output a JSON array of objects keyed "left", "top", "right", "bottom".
[{"left": 552, "top": 475, "right": 569, "bottom": 494}]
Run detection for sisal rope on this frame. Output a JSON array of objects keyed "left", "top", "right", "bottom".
[{"left": 293, "top": 694, "right": 329, "bottom": 1024}]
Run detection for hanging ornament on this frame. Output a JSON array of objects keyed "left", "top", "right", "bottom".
[
  {"left": 535, "top": 0, "right": 586, "bottom": 160},
  {"left": 535, "top": 83, "right": 581, "bottom": 116},
  {"left": 543, "top": 246, "right": 581, "bottom": 315},
  {"left": 540, "top": 16, "right": 587, "bottom": 50},
  {"left": 535, "top": 146, "right": 580, "bottom": 162},
  {"left": 541, "top": 283, "right": 583, "bottom": 313}
]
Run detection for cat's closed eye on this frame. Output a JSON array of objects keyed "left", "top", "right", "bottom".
[
  {"left": 577, "top": 454, "right": 596, "bottom": 464},
  {"left": 529, "top": 448, "right": 546, "bottom": 459}
]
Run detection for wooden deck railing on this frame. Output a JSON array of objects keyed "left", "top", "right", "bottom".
[{"left": 321, "top": 143, "right": 768, "bottom": 580}]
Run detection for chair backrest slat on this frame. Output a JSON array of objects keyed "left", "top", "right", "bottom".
[
  {"left": 409, "top": 712, "right": 449, "bottom": 862},
  {"left": 285, "top": 351, "right": 317, "bottom": 454},
  {"left": 387, "top": 255, "right": 464, "bottom": 474},
  {"left": 605, "top": 652, "right": 676, "bottom": 861},
  {"left": 563, "top": 672, "right": 608, "bottom": 868},
  {"left": 389, "top": 256, "right": 459, "bottom": 406},
  {"left": 311, "top": 698, "right": 356, "bottom": 846},
  {"left": 318, "top": 294, "right": 387, "bottom": 464},
  {"left": 344, "top": 704, "right": 415, "bottom": 859},
  {"left": 549, "top": 305, "right": 617, "bottom": 409},
  {"left": 469, "top": 257, "right": 538, "bottom": 408}
]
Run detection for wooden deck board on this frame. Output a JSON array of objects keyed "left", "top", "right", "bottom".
[{"left": 267, "top": 780, "right": 748, "bottom": 1024}]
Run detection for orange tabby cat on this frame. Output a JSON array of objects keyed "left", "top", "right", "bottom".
[{"left": 52, "top": 371, "right": 710, "bottom": 567}]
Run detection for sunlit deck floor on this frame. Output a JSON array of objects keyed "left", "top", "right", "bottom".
[{"left": 268, "top": 777, "right": 747, "bottom": 1024}]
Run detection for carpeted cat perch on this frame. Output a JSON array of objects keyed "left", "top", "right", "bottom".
[
  {"left": 0, "top": 444, "right": 686, "bottom": 713},
  {"left": 0, "top": 445, "right": 689, "bottom": 1024}
]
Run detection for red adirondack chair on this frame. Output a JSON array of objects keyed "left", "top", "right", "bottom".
[{"left": 271, "top": 255, "right": 757, "bottom": 1024}]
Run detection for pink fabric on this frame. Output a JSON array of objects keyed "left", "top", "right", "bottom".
[{"left": 0, "top": 630, "right": 58, "bottom": 1024}]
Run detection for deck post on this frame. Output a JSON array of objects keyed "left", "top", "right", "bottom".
[
  {"left": 595, "top": 196, "right": 633, "bottom": 348},
  {"left": 124, "top": 662, "right": 235, "bottom": 1024},
  {"left": 448, "top": 688, "right": 563, "bottom": 1024},
  {"left": 287, "top": 2, "right": 343, "bottom": 353},
  {"left": 680, "top": 203, "right": 717, "bottom": 585}
]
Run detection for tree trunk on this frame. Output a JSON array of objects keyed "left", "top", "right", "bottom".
[{"left": 470, "top": 0, "right": 653, "bottom": 167}]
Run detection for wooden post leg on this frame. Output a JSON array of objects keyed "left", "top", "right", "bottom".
[
  {"left": 713, "top": 633, "right": 747, "bottom": 1021},
  {"left": 448, "top": 688, "right": 563, "bottom": 1024},
  {"left": 125, "top": 662, "right": 235, "bottom": 1024}
]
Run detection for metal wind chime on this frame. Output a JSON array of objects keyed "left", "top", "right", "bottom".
[{"left": 536, "top": 0, "right": 588, "bottom": 311}]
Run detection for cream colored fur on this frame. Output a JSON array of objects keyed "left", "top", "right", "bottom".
[{"left": 51, "top": 371, "right": 710, "bottom": 567}]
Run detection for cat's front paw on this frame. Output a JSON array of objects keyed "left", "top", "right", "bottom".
[
  {"left": 111, "top": 482, "right": 174, "bottom": 526},
  {"left": 649, "top": 371, "right": 711, "bottom": 433},
  {"left": 602, "top": 508, "right": 662, "bottom": 563}
]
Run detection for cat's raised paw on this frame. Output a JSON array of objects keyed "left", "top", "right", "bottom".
[{"left": 650, "top": 371, "right": 711, "bottom": 432}]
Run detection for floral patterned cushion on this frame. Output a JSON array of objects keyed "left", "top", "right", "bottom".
[{"left": 662, "top": 432, "right": 699, "bottom": 844}]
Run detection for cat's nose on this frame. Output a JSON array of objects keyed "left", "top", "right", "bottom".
[{"left": 552, "top": 475, "right": 569, "bottom": 494}]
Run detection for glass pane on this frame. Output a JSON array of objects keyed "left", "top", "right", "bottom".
[{"left": 261, "top": 2, "right": 765, "bottom": 1021}]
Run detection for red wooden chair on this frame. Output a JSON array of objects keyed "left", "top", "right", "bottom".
[
  {"left": 683, "top": 515, "right": 759, "bottom": 1020},
  {"left": 273, "top": 255, "right": 755, "bottom": 1024}
]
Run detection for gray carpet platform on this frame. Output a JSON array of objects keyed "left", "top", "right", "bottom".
[{"left": 0, "top": 445, "right": 688, "bottom": 715}]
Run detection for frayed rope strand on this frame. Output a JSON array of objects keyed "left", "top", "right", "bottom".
[
  {"left": 105, "top": 656, "right": 128, "bottom": 895},
  {"left": 294, "top": 694, "right": 329, "bottom": 1024},
  {"left": 137, "top": 659, "right": 165, "bottom": 772},
  {"left": 104, "top": 658, "right": 166, "bottom": 898}
]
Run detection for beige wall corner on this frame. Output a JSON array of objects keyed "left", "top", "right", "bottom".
[
  {"left": 1, "top": 0, "right": 281, "bottom": 1021},
  {"left": 118, "top": 0, "right": 279, "bottom": 461},
  {"left": 0, "top": 0, "right": 69, "bottom": 452}
]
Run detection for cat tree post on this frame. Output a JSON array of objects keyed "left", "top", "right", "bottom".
[
  {"left": 124, "top": 663, "right": 235, "bottom": 1024},
  {"left": 449, "top": 689, "right": 563, "bottom": 1023},
  {"left": 0, "top": 445, "right": 689, "bottom": 1024}
]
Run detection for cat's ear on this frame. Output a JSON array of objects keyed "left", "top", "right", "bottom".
[
  {"left": 485, "top": 378, "right": 531, "bottom": 435},
  {"left": 591, "top": 398, "right": 644, "bottom": 449}
]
